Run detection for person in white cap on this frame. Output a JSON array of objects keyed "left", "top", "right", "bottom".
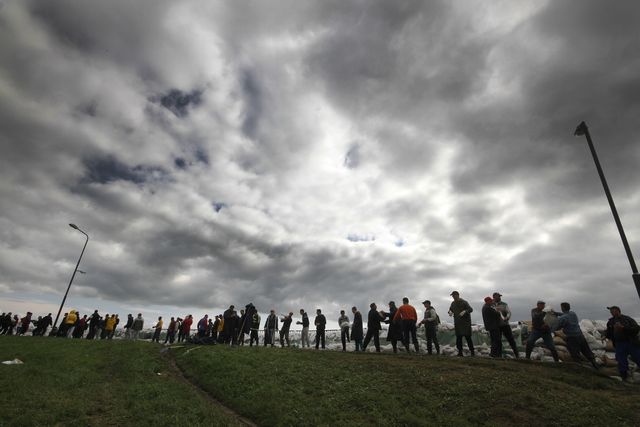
[{"left": 493, "top": 292, "right": 519, "bottom": 358}]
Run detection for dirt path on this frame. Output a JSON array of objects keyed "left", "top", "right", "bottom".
[{"left": 162, "top": 348, "right": 258, "bottom": 427}]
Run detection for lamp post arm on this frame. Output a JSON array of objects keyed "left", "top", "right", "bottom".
[{"left": 52, "top": 231, "right": 89, "bottom": 330}]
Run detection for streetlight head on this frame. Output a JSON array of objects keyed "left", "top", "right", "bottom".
[
  {"left": 69, "top": 223, "right": 79, "bottom": 230},
  {"left": 574, "top": 121, "right": 588, "bottom": 136}
]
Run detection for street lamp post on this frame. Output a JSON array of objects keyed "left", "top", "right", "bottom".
[
  {"left": 50, "top": 224, "right": 89, "bottom": 335},
  {"left": 574, "top": 121, "right": 640, "bottom": 299}
]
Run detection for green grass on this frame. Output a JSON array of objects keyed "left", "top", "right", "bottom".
[
  {"left": 174, "top": 345, "right": 640, "bottom": 427},
  {"left": 0, "top": 336, "right": 242, "bottom": 427},
  {"left": 2, "top": 337, "right": 639, "bottom": 426}
]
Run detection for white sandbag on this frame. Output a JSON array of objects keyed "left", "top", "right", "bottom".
[
  {"left": 544, "top": 311, "right": 559, "bottom": 331},
  {"left": 594, "top": 320, "right": 608, "bottom": 333},
  {"left": 580, "top": 319, "right": 596, "bottom": 335}
]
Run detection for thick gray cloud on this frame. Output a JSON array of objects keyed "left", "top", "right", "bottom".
[{"left": 1, "top": 0, "right": 639, "bottom": 325}]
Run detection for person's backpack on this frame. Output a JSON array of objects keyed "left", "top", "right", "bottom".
[{"left": 435, "top": 314, "right": 441, "bottom": 325}]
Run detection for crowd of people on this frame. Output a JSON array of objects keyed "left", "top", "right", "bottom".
[{"left": 2, "top": 291, "right": 639, "bottom": 381}]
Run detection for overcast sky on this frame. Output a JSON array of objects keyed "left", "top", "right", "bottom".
[{"left": 1, "top": 0, "right": 639, "bottom": 327}]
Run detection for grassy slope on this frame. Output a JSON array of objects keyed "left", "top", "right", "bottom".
[
  {"left": 175, "top": 346, "right": 640, "bottom": 427},
  {"left": 0, "top": 337, "right": 242, "bottom": 427}
]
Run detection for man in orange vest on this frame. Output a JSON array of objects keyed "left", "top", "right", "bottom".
[{"left": 393, "top": 297, "right": 419, "bottom": 353}]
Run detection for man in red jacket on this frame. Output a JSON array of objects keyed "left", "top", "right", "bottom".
[
  {"left": 182, "top": 315, "right": 193, "bottom": 341},
  {"left": 393, "top": 297, "right": 419, "bottom": 353}
]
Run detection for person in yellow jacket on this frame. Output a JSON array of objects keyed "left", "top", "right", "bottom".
[
  {"left": 151, "top": 316, "right": 163, "bottom": 343},
  {"left": 64, "top": 310, "right": 78, "bottom": 338},
  {"left": 104, "top": 314, "right": 117, "bottom": 339},
  {"left": 215, "top": 316, "right": 225, "bottom": 344}
]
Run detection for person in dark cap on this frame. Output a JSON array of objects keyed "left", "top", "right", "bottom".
[
  {"left": 482, "top": 297, "right": 502, "bottom": 357},
  {"left": 525, "top": 301, "right": 559, "bottom": 362},
  {"left": 493, "top": 292, "right": 519, "bottom": 358},
  {"left": 605, "top": 306, "right": 640, "bottom": 381},
  {"left": 418, "top": 300, "right": 440, "bottom": 355},
  {"left": 448, "top": 291, "right": 474, "bottom": 356}
]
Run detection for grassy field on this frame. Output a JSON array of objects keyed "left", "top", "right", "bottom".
[
  {"left": 1, "top": 337, "right": 639, "bottom": 426},
  {"left": 174, "top": 345, "right": 640, "bottom": 426},
  {"left": 0, "top": 336, "right": 243, "bottom": 427}
]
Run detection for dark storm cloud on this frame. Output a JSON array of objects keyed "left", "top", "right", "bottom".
[
  {"left": 1, "top": 0, "right": 639, "bottom": 322},
  {"left": 82, "top": 156, "right": 170, "bottom": 185},
  {"left": 450, "top": 1, "right": 640, "bottom": 198},
  {"left": 156, "top": 89, "right": 203, "bottom": 118},
  {"left": 240, "top": 70, "right": 263, "bottom": 140},
  {"left": 343, "top": 143, "right": 360, "bottom": 169}
]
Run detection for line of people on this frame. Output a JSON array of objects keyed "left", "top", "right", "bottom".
[{"left": 3, "top": 291, "right": 638, "bottom": 380}]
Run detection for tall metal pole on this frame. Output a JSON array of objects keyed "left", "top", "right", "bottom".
[
  {"left": 51, "top": 224, "right": 89, "bottom": 334},
  {"left": 574, "top": 121, "right": 640, "bottom": 299}
]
